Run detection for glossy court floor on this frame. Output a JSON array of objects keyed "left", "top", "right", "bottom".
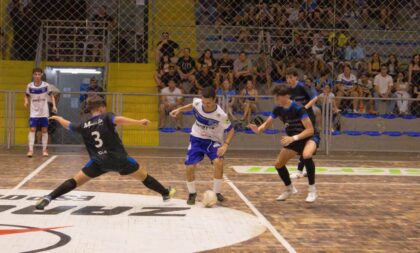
[{"left": 0, "top": 148, "right": 419, "bottom": 253}]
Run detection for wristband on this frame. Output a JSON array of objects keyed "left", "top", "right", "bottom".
[{"left": 292, "top": 135, "right": 299, "bottom": 141}]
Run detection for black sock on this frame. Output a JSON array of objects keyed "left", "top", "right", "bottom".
[
  {"left": 276, "top": 166, "right": 291, "bottom": 186},
  {"left": 49, "top": 178, "right": 77, "bottom": 200},
  {"left": 143, "top": 175, "right": 169, "bottom": 195},
  {"left": 297, "top": 156, "right": 305, "bottom": 171},
  {"left": 303, "top": 158, "right": 316, "bottom": 185}
]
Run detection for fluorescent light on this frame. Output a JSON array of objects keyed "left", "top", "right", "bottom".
[{"left": 51, "top": 68, "right": 102, "bottom": 74}]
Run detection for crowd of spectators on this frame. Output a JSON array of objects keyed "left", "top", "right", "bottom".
[{"left": 155, "top": 29, "right": 420, "bottom": 128}]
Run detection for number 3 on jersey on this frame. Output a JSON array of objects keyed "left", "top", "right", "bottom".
[{"left": 91, "top": 131, "right": 103, "bottom": 148}]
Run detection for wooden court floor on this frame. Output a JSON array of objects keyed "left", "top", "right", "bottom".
[{"left": 0, "top": 148, "right": 419, "bottom": 253}]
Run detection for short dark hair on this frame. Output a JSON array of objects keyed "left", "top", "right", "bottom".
[
  {"left": 32, "top": 67, "right": 43, "bottom": 74},
  {"left": 271, "top": 85, "right": 290, "bottom": 96},
  {"left": 201, "top": 87, "right": 216, "bottom": 99},
  {"left": 87, "top": 96, "right": 106, "bottom": 111},
  {"left": 222, "top": 48, "right": 229, "bottom": 54},
  {"left": 380, "top": 63, "right": 388, "bottom": 68},
  {"left": 239, "top": 51, "right": 246, "bottom": 56},
  {"left": 285, "top": 68, "right": 298, "bottom": 77}
]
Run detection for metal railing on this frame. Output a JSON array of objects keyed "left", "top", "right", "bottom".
[{"left": 1, "top": 90, "right": 419, "bottom": 153}]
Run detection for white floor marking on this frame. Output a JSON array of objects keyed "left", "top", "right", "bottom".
[
  {"left": 13, "top": 155, "right": 58, "bottom": 190},
  {"left": 223, "top": 175, "right": 297, "bottom": 253}
]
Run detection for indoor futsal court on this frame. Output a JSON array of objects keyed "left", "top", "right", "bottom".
[{"left": 1, "top": 148, "right": 418, "bottom": 252}]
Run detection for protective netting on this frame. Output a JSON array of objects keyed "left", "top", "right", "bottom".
[{"left": 0, "top": 0, "right": 147, "bottom": 63}]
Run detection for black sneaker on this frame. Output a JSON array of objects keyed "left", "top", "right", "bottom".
[
  {"left": 35, "top": 196, "right": 51, "bottom": 210},
  {"left": 216, "top": 193, "right": 225, "bottom": 202},
  {"left": 187, "top": 193, "right": 197, "bottom": 205},
  {"left": 162, "top": 187, "right": 176, "bottom": 202}
]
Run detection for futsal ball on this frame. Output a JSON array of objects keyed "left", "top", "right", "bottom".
[{"left": 202, "top": 190, "right": 217, "bottom": 208}]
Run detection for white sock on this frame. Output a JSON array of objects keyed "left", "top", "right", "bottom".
[
  {"left": 42, "top": 133, "right": 48, "bottom": 151},
  {"left": 287, "top": 184, "right": 294, "bottom": 191},
  {"left": 186, "top": 181, "right": 196, "bottom": 194},
  {"left": 308, "top": 184, "right": 316, "bottom": 192},
  {"left": 213, "top": 179, "right": 222, "bottom": 193},
  {"left": 28, "top": 132, "right": 35, "bottom": 151}
]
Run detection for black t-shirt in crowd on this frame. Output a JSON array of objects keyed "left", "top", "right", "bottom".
[
  {"left": 195, "top": 71, "right": 215, "bottom": 88},
  {"left": 271, "top": 46, "right": 288, "bottom": 61},
  {"left": 161, "top": 72, "right": 181, "bottom": 86},
  {"left": 217, "top": 58, "right": 234, "bottom": 74},
  {"left": 270, "top": 102, "right": 309, "bottom": 136},
  {"left": 70, "top": 112, "right": 128, "bottom": 168},
  {"left": 177, "top": 56, "right": 196, "bottom": 74},
  {"left": 157, "top": 40, "right": 179, "bottom": 58}
]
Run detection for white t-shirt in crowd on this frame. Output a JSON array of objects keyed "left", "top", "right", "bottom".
[
  {"left": 25, "top": 81, "right": 52, "bottom": 118},
  {"left": 374, "top": 74, "right": 393, "bottom": 94},
  {"left": 311, "top": 45, "right": 327, "bottom": 59},
  {"left": 161, "top": 87, "right": 182, "bottom": 105},
  {"left": 337, "top": 73, "right": 357, "bottom": 90}
]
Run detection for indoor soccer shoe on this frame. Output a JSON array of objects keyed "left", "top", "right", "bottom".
[
  {"left": 27, "top": 150, "right": 33, "bottom": 158},
  {"left": 306, "top": 187, "right": 318, "bottom": 203},
  {"left": 216, "top": 193, "right": 225, "bottom": 202},
  {"left": 35, "top": 196, "right": 51, "bottom": 210},
  {"left": 163, "top": 186, "right": 176, "bottom": 202},
  {"left": 276, "top": 186, "right": 298, "bottom": 201},
  {"left": 290, "top": 171, "right": 307, "bottom": 179},
  {"left": 187, "top": 193, "right": 197, "bottom": 205}
]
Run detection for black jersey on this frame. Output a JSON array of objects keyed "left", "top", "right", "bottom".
[
  {"left": 70, "top": 112, "right": 128, "bottom": 167},
  {"left": 217, "top": 58, "right": 234, "bottom": 74},
  {"left": 177, "top": 56, "right": 196, "bottom": 74},
  {"left": 270, "top": 102, "right": 310, "bottom": 136},
  {"left": 289, "top": 82, "right": 316, "bottom": 124}
]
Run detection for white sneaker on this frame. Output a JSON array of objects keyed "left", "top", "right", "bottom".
[
  {"left": 306, "top": 186, "right": 318, "bottom": 203},
  {"left": 290, "top": 171, "right": 306, "bottom": 179},
  {"left": 276, "top": 185, "right": 298, "bottom": 201}
]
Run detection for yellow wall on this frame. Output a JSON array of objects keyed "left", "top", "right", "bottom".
[{"left": 0, "top": 60, "right": 159, "bottom": 146}]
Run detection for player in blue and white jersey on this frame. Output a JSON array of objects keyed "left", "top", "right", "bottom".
[{"left": 170, "top": 87, "right": 235, "bottom": 205}]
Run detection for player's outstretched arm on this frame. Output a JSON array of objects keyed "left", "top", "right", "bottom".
[
  {"left": 50, "top": 115, "right": 71, "bottom": 129},
  {"left": 114, "top": 116, "right": 150, "bottom": 126},
  {"left": 248, "top": 116, "right": 274, "bottom": 134},
  {"left": 169, "top": 103, "right": 193, "bottom": 118}
]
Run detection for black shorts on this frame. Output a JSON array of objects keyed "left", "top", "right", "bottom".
[
  {"left": 82, "top": 157, "right": 139, "bottom": 178},
  {"left": 285, "top": 135, "right": 320, "bottom": 155}
]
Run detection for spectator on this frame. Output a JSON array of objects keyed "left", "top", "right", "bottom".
[
  {"left": 233, "top": 51, "right": 253, "bottom": 91},
  {"left": 315, "top": 69, "right": 334, "bottom": 93},
  {"left": 300, "top": 0, "right": 318, "bottom": 13},
  {"left": 197, "top": 49, "right": 217, "bottom": 73},
  {"left": 308, "top": 9, "right": 325, "bottom": 29},
  {"left": 253, "top": 51, "right": 271, "bottom": 93},
  {"left": 311, "top": 39, "right": 328, "bottom": 77},
  {"left": 394, "top": 72, "right": 411, "bottom": 115},
  {"left": 160, "top": 64, "right": 181, "bottom": 89},
  {"left": 87, "top": 77, "right": 104, "bottom": 96},
  {"left": 344, "top": 38, "right": 366, "bottom": 70},
  {"left": 270, "top": 39, "right": 288, "bottom": 69},
  {"left": 177, "top": 48, "right": 196, "bottom": 91},
  {"left": 159, "top": 79, "right": 183, "bottom": 129},
  {"left": 215, "top": 48, "right": 234, "bottom": 90},
  {"left": 255, "top": 3, "right": 274, "bottom": 53},
  {"left": 368, "top": 52, "right": 382, "bottom": 76},
  {"left": 357, "top": 72, "right": 376, "bottom": 113},
  {"left": 295, "top": 10, "right": 310, "bottom": 28},
  {"left": 328, "top": 30, "right": 348, "bottom": 48},
  {"left": 408, "top": 54, "right": 420, "bottom": 87},
  {"left": 92, "top": 5, "right": 115, "bottom": 30},
  {"left": 384, "top": 54, "right": 399, "bottom": 78},
  {"left": 193, "top": 63, "right": 215, "bottom": 94},
  {"left": 239, "top": 80, "right": 258, "bottom": 123},
  {"left": 374, "top": 64, "right": 395, "bottom": 114},
  {"left": 155, "top": 32, "right": 179, "bottom": 65},
  {"left": 217, "top": 79, "right": 237, "bottom": 120},
  {"left": 155, "top": 54, "right": 171, "bottom": 89},
  {"left": 336, "top": 65, "right": 359, "bottom": 112},
  {"left": 318, "top": 84, "right": 339, "bottom": 113}
]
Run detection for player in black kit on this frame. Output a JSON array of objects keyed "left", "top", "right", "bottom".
[
  {"left": 35, "top": 96, "right": 176, "bottom": 210},
  {"left": 249, "top": 85, "right": 318, "bottom": 202},
  {"left": 286, "top": 69, "right": 320, "bottom": 179}
]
